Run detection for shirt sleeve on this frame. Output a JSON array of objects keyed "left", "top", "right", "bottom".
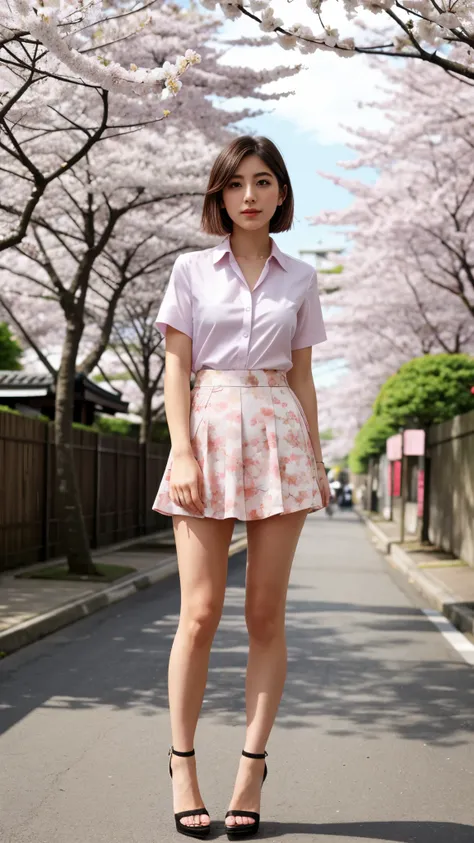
[
  {"left": 291, "top": 271, "right": 327, "bottom": 350},
  {"left": 155, "top": 255, "right": 193, "bottom": 339}
]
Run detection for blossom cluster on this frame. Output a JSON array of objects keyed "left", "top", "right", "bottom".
[
  {"left": 198, "top": 0, "right": 474, "bottom": 73},
  {"left": 4, "top": 0, "right": 201, "bottom": 98}
]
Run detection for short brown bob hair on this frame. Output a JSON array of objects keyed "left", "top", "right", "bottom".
[{"left": 201, "top": 135, "right": 294, "bottom": 235}]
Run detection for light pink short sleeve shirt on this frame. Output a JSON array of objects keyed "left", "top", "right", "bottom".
[{"left": 155, "top": 236, "right": 327, "bottom": 374}]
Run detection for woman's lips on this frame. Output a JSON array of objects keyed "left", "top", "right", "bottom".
[{"left": 241, "top": 210, "right": 261, "bottom": 215}]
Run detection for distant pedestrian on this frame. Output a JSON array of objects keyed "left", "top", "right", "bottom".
[{"left": 152, "top": 135, "right": 330, "bottom": 839}]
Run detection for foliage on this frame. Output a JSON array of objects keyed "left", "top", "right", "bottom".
[
  {"left": 349, "top": 415, "right": 397, "bottom": 475},
  {"left": 0, "top": 405, "right": 49, "bottom": 422},
  {"left": 0, "top": 405, "right": 21, "bottom": 416},
  {"left": 349, "top": 354, "right": 474, "bottom": 473},
  {"left": 0, "top": 323, "right": 22, "bottom": 370},
  {"left": 94, "top": 416, "right": 137, "bottom": 438},
  {"left": 320, "top": 429, "right": 334, "bottom": 441},
  {"left": 151, "top": 420, "right": 171, "bottom": 443},
  {"left": 374, "top": 355, "right": 474, "bottom": 428},
  {"left": 318, "top": 265, "right": 343, "bottom": 275}
]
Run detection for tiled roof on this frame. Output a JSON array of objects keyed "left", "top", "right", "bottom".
[
  {"left": 0, "top": 371, "right": 128, "bottom": 410},
  {"left": 0, "top": 371, "right": 53, "bottom": 387}
]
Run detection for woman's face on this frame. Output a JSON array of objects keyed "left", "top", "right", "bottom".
[{"left": 221, "top": 154, "right": 287, "bottom": 232}]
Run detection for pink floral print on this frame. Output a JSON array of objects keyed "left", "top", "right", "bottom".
[{"left": 152, "top": 369, "right": 323, "bottom": 521}]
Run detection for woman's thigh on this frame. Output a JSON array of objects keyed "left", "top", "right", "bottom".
[
  {"left": 245, "top": 509, "right": 310, "bottom": 615},
  {"left": 172, "top": 515, "right": 236, "bottom": 612}
]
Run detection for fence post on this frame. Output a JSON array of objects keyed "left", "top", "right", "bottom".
[
  {"left": 115, "top": 438, "right": 120, "bottom": 542},
  {"left": 137, "top": 442, "right": 144, "bottom": 536},
  {"left": 92, "top": 431, "right": 101, "bottom": 549},
  {"left": 41, "top": 422, "right": 52, "bottom": 561},
  {"left": 421, "top": 454, "right": 431, "bottom": 544},
  {"left": 389, "top": 460, "right": 394, "bottom": 521},
  {"left": 142, "top": 442, "right": 148, "bottom": 535}
]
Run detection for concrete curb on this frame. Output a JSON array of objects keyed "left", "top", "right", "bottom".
[
  {"left": 0, "top": 535, "right": 248, "bottom": 658},
  {"left": 358, "top": 510, "right": 474, "bottom": 636}
]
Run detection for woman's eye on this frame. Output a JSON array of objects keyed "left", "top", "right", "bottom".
[
  {"left": 257, "top": 179, "right": 270, "bottom": 186},
  {"left": 228, "top": 181, "right": 241, "bottom": 188}
]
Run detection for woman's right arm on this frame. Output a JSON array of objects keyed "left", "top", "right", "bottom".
[{"left": 163, "top": 326, "right": 205, "bottom": 516}]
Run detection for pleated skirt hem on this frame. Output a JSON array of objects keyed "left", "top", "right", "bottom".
[{"left": 152, "top": 368, "right": 323, "bottom": 522}]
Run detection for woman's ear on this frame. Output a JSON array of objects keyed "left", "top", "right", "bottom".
[{"left": 278, "top": 185, "right": 288, "bottom": 206}]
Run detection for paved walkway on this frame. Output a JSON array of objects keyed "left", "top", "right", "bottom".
[
  {"left": 1, "top": 510, "right": 473, "bottom": 843},
  {"left": 363, "top": 512, "right": 474, "bottom": 635},
  {"left": 0, "top": 523, "right": 247, "bottom": 633}
]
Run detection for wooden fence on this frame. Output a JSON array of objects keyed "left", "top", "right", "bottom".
[{"left": 0, "top": 412, "right": 171, "bottom": 572}]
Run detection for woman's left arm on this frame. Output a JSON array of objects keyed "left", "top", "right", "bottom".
[{"left": 287, "top": 346, "right": 330, "bottom": 506}]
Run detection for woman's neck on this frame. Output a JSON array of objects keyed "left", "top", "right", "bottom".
[{"left": 229, "top": 227, "right": 272, "bottom": 259}]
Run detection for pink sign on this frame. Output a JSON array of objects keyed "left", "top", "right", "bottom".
[
  {"left": 404, "top": 429, "right": 425, "bottom": 456},
  {"left": 387, "top": 429, "right": 425, "bottom": 460},
  {"left": 387, "top": 434, "right": 401, "bottom": 461}
]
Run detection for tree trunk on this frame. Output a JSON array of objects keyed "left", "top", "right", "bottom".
[{"left": 55, "top": 321, "right": 98, "bottom": 575}]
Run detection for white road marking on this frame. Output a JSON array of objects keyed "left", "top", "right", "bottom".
[{"left": 422, "top": 608, "right": 474, "bottom": 666}]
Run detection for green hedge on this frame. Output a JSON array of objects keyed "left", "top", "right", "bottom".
[{"left": 350, "top": 353, "right": 474, "bottom": 474}]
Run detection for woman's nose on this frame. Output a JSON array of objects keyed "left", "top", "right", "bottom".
[{"left": 244, "top": 184, "right": 256, "bottom": 202}]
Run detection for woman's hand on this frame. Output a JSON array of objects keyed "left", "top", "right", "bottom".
[
  {"left": 316, "top": 463, "right": 331, "bottom": 508},
  {"left": 170, "top": 452, "right": 205, "bottom": 516}
]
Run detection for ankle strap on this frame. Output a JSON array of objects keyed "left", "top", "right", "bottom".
[
  {"left": 169, "top": 746, "right": 195, "bottom": 757},
  {"left": 242, "top": 749, "right": 268, "bottom": 759}
]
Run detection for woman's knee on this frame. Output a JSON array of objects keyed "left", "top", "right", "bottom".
[
  {"left": 180, "top": 599, "right": 222, "bottom": 647},
  {"left": 245, "top": 596, "right": 284, "bottom": 644}
]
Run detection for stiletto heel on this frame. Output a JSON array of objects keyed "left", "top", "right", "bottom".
[
  {"left": 168, "top": 747, "right": 211, "bottom": 839},
  {"left": 225, "top": 750, "right": 268, "bottom": 839}
]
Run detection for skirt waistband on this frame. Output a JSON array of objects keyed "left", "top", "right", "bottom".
[{"left": 194, "top": 369, "right": 289, "bottom": 388}]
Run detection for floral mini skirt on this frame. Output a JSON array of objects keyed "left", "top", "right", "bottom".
[{"left": 152, "top": 369, "right": 323, "bottom": 521}]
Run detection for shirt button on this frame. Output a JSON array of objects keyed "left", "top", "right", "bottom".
[
  {"left": 243, "top": 333, "right": 248, "bottom": 338},
  {"left": 246, "top": 306, "right": 250, "bottom": 311}
]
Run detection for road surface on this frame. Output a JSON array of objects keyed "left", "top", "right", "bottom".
[{"left": 1, "top": 510, "right": 473, "bottom": 842}]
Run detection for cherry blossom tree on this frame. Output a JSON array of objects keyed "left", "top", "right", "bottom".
[
  {"left": 1, "top": 1, "right": 200, "bottom": 98},
  {"left": 7, "top": 0, "right": 474, "bottom": 82},
  {"left": 311, "top": 60, "right": 474, "bottom": 462},
  {"left": 202, "top": 0, "right": 474, "bottom": 82},
  {"left": 95, "top": 210, "right": 222, "bottom": 447},
  {"left": 0, "top": 0, "right": 203, "bottom": 251},
  {"left": 0, "top": 2, "right": 296, "bottom": 572}
]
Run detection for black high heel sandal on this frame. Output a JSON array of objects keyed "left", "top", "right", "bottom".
[
  {"left": 225, "top": 749, "right": 268, "bottom": 839},
  {"left": 168, "top": 747, "right": 211, "bottom": 839}
]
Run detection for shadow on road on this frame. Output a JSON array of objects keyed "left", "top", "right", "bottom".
[
  {"left": 257, "top": 820, "right": 474, "bottom": 841},
  {"left": 0, "top": 515, "right": 473, "bottom": 752}
]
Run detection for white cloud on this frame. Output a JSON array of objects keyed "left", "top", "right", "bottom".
[{"left": 214, "top": 0, "right": 391, "bottom": 145}]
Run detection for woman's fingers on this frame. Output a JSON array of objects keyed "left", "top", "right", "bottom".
[
  {"left": 182, "top": 485, "right": 202, "bottom": 516},
  {"left": 172, "top": 484, "right": 203, "bottom": 515}
]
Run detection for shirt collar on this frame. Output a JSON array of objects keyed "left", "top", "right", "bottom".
[{"left": 212, "top": 235, "right": 289, "bottom": 272}]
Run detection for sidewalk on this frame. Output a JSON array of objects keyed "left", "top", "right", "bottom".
[
  {"left": 359, "top": 510, "right": 474, "bottom": 636},
  {"left": 0, "top": 522, "right": 248, "bottom": 657}
]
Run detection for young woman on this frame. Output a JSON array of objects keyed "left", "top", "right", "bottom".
[{"left": 152, "top": 135, "right": 330, "bottom": 839}]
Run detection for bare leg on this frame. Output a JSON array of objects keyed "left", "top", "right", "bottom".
[
  {"left": 226, "top": 509, "right": 309, "bottom": 829},
  {"left": 169, "top": 514, "right": 235, "bottom": 829}
]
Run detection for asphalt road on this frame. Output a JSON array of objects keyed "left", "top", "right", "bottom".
[{"left": 1, "top": 510, "right": 473, "bottom": 843}]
